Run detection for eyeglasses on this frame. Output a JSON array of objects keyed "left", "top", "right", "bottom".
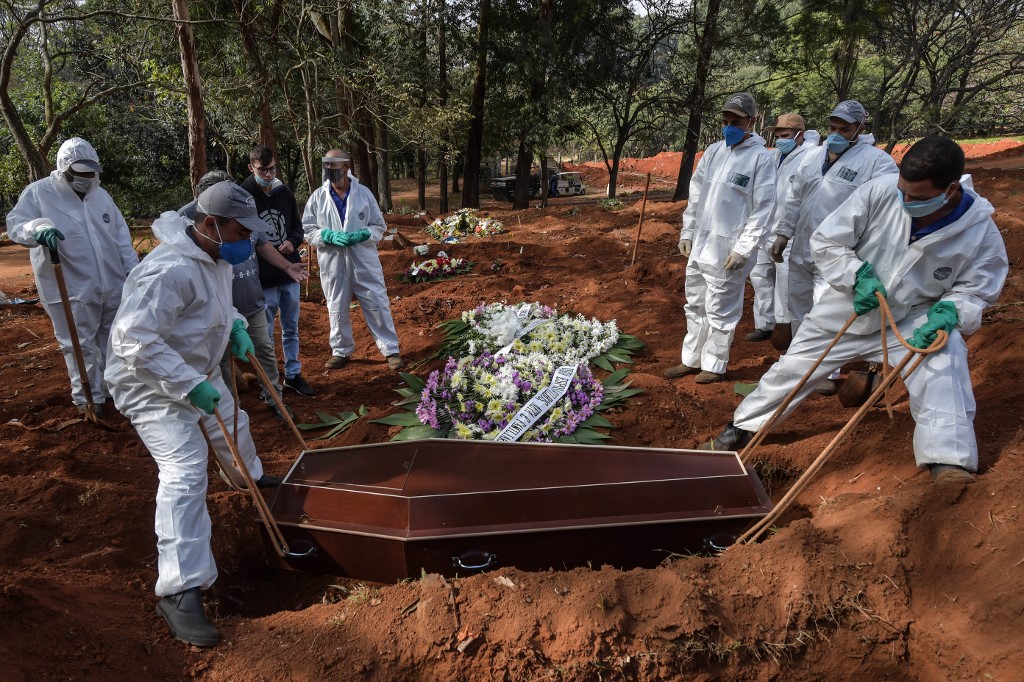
[{"left": 253, "top": 164, "right": 278, "bottom": 176}]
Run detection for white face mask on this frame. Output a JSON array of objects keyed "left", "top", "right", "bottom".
[{"left": 67, "top": 174, "right": 98, "bottom": 194}]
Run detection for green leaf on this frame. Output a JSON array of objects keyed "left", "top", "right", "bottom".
[
  {"left": 357, "top": 404, "right": 368, "bottom": 416},
  {"left": 573, "top": 427, "right": 612, "bottom": 441},
  {"left": 390, "top": 424, "right": 444, "bottom": 441},
  {"left": 602, "top": 368, "right": 631, "bottom": 386},
  {"left": 315, "top": 411, "right": 343, "bottom": 424},
  {"left": 734, "top": 382, "right": 759, "bottom": 397},
  {"left": 607, "top": 387, "right": 644, "bottom": 400},
  {"left": 555, "top": 434, "right": 578, "bottom": 444},
  {"left": 605, "top": 351, "right": 633, "bottom": 364},
  {"left": 592, "top": 355, "right": 614, "bottom": 372},
  {"left": 582, "top": 413, "right": 614, "bottom": 428},
  {"left": 398, "top": 372, "right": 426, "bottom": 392},
  {"left": 395, "top": 387, "right": 419, "bottom": 399},
  {"left": 371, "top": 412, "right": 424, "bottom": 427}
]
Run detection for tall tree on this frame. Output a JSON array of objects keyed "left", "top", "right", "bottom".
[
  {"left": 170, "top": 0, "right": 206, "bottom": 193},
  {"left": 0, "top": 0, "right": 147, "bottom": 182},
  {"left": 671, "top": 0, "right": 721, "bottom": 201},
  {"left": 461, "top": 0, "right": 489, "bottom": 208}
]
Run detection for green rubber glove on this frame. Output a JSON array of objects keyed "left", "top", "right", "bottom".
[
  {"left": 321, "top": 229, "right": 353, "bottom": 247},
  {"left": 229, "top": 319, "right": 254, "bottom": 362},
  {"left": 35, "top": 226, "right": 65, "bottom": 251},
  {"left": 853, "top": 261, "right": 887, "bottom": 315},
  {"left": 188, "top": 380, "right": 221, "bottom": 414},
  {"left": 909, "top": 301, "right": 958, "bottom": 349},
  {"left": 351, "top": 229, "right": 372, "bottom": 243}
]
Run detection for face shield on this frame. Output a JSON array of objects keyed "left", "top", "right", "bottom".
[{"left": 322, "top": 155, "right": 351, "bottom": 184}]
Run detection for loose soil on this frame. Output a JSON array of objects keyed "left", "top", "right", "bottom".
[{"left": 2, "top": 148, "right": 1023, "bottom": 681}]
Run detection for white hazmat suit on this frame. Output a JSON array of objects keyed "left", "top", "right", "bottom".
[
  {"left": 302, "top": 175, "right": 400, "bottom": 358},
  {"left": 749, "top": 136, "right": 815, "bottom": 332},
  {"left": 105, "top": 212, "right": 266, "bottom": 597},
  {"left": 734, "top": 175, "right": 1008, "bottom": 470},
  {"left": 6, "top": 138, "right": 138, "bottom": 407},
  {"left": 773, "top": 135, "right": 898, "bottom": 330},
  {"left": 679, "top": 133, "right": 776, "bottom": 373}
]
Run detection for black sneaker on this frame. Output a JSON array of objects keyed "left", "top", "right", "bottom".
[
  {"left": 259, "top": 390, "right": 294, "bottom": 422},
  {"left": 155, "top": 587, "right": 221, "bottom": 647},
  {"left": 257, "top": 474, "right": 284, "bottom": 488},
  {"left": 698, "top": 421, "right": 755, "bottom": 451},
  {"left": 283, "top": 375, "right": 315, "bottom": 397}
]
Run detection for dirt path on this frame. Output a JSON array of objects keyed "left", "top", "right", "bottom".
[{"left": 1, "top": 158, "right": 1022, "bottom": 681}]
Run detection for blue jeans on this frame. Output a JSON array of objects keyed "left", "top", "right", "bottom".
[{"left": 264, "top": 281, "right": 302, "bottom": 379}]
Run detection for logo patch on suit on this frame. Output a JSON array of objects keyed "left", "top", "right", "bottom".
[
  {"left": 358, "top": 210, "right": 366, "bottom": 221},
  {"left": 102, "top": 213, "right": 110, "bottom": 223},
  {"left": 837, "top": 167, "right": 859, "bottom": 182},
  {"left": 728, "top": 173, "right": 750, "bottom": 188},
  {"left": 933, "top": 267, "right": 952, "bottom": 281}
]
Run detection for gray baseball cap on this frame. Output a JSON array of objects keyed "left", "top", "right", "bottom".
[
  {"left": 195, "top": 181, "right": 272, "bottom": 235},
  {"left": 69, "top": 159, "right": 102, "bottom": 173},
  {"left": 830, "top": 100, "right": 866, "bottom": 124},
  {"left": 722, "top": 92, "right": 756, "bottom": 118}
]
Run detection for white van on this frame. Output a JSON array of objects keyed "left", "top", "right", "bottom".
[{"left": 548, "top": 172, "right": 587, "bottom": 197}]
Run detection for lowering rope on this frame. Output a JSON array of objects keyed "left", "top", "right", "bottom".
[{"left": 736, "top": 293, "right": 949, "bottom": 545}]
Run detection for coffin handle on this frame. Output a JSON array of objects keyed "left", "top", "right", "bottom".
[
  {"left": 451, "top": 551, "right": 498, "bottom": 572},
  {"left": 283, "top": 541, "right": 317, "bottom": 560}
]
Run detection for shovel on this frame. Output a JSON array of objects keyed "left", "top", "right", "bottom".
[
  {"left": 49, "top": 246, "right": 112, "bottom": 429},
  {"left": 770, "top": 322, "right": 793, "bottom": 352},
  {"left": 837, "top": 367, "right": 880, "bottom": 408}
]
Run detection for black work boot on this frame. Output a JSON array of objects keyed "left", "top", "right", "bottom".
[
  {"left": 698, "top": 421, "right": 755, "bottom": 451},
  {"left": 156, "top": 587, "right": 221, "bottom": 647}
]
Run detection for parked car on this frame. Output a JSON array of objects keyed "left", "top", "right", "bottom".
[
  {"left": 548, "top": 171, "right": 587, "bottom": 197},
  {"left": 490, "top": 174, "right": 540, "bottom": 202}
]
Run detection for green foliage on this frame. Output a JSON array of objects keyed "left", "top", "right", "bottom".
[{"left": 296, "top": 407, "right": 368, "bottom": 441}]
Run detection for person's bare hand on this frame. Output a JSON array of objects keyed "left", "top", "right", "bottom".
[
  {"left": 278, "top": 241, "right": 295, "bottom": 256},
  {"left": 286, "top": 263, "right": 309, "bottom": 283}
]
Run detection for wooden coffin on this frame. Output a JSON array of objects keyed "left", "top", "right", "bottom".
[{"left": 263, "top": 440, "right": 771, "bottom": 583}]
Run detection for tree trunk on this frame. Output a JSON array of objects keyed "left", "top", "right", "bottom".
[
  {"left": 462, "top": 0, "right": 490, "bottom": 208},
  {"left": 437, "top": 0, "right": 449, "bottom": 214},
  {"left": 451, "top": 152, "right": 462, "bottom": 194},
  {"left": 0, "top": 12, "right": 49, "bottom": 181},
  {"left": 417, "top": 147, "right": 427, "bottom": 211},
  {"left": 235, "top": 0, "right": 276, "bottom": 149},
  {"left": 512, "top": 139, "right": 532, "bottom": 210},
  {"left": 672, "top": 0, "right": 721, "bottom": 201},
  {"left": 172, "top": 0, "right": 207, "bottom": 194},
  {"left": 375, "top": 116, "right": 393, "bottom": 211},
  {"left": 539, "top": 156, "right": 548, "bottom": 208}
]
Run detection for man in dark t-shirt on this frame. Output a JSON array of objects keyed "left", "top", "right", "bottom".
[{"left": 241, "top": 145, "right": 314, "bottom": 398}]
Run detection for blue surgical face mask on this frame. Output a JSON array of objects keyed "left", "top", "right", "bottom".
[
  {"left": 254, "top": 174, "right": 273, "bottom": 188},
  {"left": 900, "top": 184, "right": 953, "bottom": 218},
  {"left": 201, "top": 219, "right": 253, "bottom": 265},
  {"left": 825, "top": 132, "right": 855, "bottom": 154},
  {"left": 722, "top": 125, "right": 747, "bottom": 147},
  {"left": 776, "top": 138, "right": 797, "bottom": 154}
]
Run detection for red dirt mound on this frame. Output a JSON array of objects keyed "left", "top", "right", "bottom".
[{"left": 2, "top": 167, "right": 1022, "bottom": 680}]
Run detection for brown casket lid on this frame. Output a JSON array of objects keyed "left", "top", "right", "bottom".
[{"left": 272, "top": 440, "right": 771, "bottom": 541}]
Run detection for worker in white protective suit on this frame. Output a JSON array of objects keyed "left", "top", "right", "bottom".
[
  {"left": 6, "top": 137, "right": 138, "bottom": 413},
  {"left": 303, "top": 149, "right": 405, "bottom": 370},
  {"left": 701, "top": 136, "right": 1008, "bottom": 485},
  {"left": 666, "top": 92, "right": 776, "bottom": 383},
  {"left": 769, "top": 102, "right": 897, "bottom": 331},
  {"left": 745, "top": 113, "right": 815, "bottom": 343},
  {"left": 105, "top": 182, "right": 283, "bottom": 648},
  {"left": 767, "top": 101, "right": 898, "bottom": 393}
]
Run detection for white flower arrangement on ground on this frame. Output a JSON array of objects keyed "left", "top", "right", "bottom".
[
  {"left": 437, "top": 301, "right": 635, "bottom": 370},
  {"left": 425, "top": 209, "right": 505, "bottom": 243},
  {"left": 371, "top": 301, "right": 646, "bottom": 444}
]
